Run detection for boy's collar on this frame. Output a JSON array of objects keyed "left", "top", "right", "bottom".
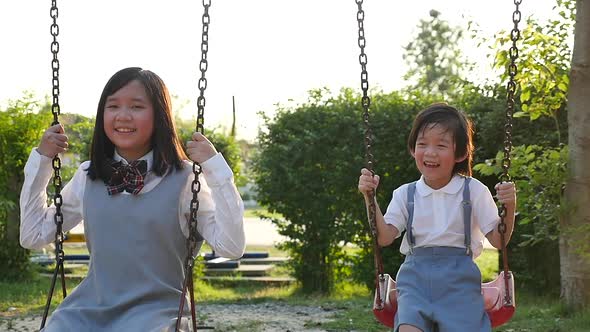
[{"left": 416, "top": 174, "right": 465, "bottom": 196}]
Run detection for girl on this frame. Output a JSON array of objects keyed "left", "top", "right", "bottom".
[
  {"left": 20, "top": 67, "right": 246, "bottom": 332},
  {"left": 358, "top": 103, "right": 516, "bottom": 332}
]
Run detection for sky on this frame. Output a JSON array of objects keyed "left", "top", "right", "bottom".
[{"left": 1, "top": 0, "right": 557, "bottom": 141}]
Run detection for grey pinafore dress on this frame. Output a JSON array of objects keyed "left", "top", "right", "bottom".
[{"left": 42, "top": 166, "right": 202, "bottom": 332}]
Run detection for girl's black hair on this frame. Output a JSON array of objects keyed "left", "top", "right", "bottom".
[
  {"left": 407, "top": 103, "right": 474, "bottom": 176},
  {"left": 87, "top": 67, "right": 187, "bottom": 181}
]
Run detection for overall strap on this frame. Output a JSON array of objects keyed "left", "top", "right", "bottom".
[
  {"left": 462, "top": 177, "right": 473, "bottom": 255},
  {"left": 406, "top": 182, "right": 417, "bottom": 253}
]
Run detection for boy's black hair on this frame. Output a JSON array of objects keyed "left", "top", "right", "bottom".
[
  {"left": 87, "top": 67, "right": 187, "bottom": 181},
  {"left": 407, "top": 103, "right": 474, "bottom": 176}
]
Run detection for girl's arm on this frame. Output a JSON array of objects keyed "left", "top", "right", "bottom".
[
  {"left": 19, "top": 150, "right": 85, "bottom": 249},
  {"left": 359, "top": 168, "right": 400, "bottom": 246},
  {"left": 485, "top": 182, "right": 517, "bottom": 249},
  {"left": 183, "top": 132, "right": 246, "bottom": 259}
]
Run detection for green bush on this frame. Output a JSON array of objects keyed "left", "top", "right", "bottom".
[
  {"left": 0, "top": 94, "right": 51, "bottom": 281},
  {"left": 253, "top": 88, "right": 435, "bottom": 292},
  {"left": 176, "top": 119, "right": 245, "bottom": 187},
  {"left": 475, "top": 145, "right": 567, "bottom": 293}
]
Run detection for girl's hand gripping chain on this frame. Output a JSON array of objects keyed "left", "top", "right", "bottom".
[
  {"left": 186, "top": 132, "right": 217, "bottom": 164},
  {"left": 37, "top": 124, "right": 69, "bottom": 158}
]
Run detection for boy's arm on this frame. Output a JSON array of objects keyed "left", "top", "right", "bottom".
[
  {"left": 364, "top": 195, "right": 400, "bottom": 247},
  {"left": 485, "top": 182, "right": 516, "bottom": 249}
]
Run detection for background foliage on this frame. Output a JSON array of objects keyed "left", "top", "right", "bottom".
[{"left": 0, "top": 95, "right": 51, "bottom": 281}]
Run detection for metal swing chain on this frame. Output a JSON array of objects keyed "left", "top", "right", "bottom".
[
  {"left": 498, "top": 0, "right": 521, "bottom": 306},
  {"left": 355, "top": 0, "right": 385, "bottom": 309},
  {"left": 41, "top": 0, "right": 67, "bottom": 328},
  {"left": 176, "top": 0, "right": 210, "bottom": 331}
]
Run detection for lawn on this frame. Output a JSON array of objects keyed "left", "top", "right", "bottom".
[{"left": 1, "top": 248, "right": 589, "bottom": 331}]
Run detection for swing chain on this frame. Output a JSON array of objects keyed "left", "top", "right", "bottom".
[
  {"left": 50, "top": 1, "right": 61, "bottom": 126},
  {"left": 497, "top": 0, "right": 521, "bottom": 307},
  {"left": 50, "top": 0, "right": 65, "bottom": 264},
  {"left": 196, "top": 0, "right": 210, "bottom": 135},
  {"left": 498, "top": 0, "right": 521, "bottom": 223},
  {"left": 500, "top": 0, "right": 521, "bottom": 185},
  {"left": 356, "top": 0, "right": 376, "bottom": 235},
  {"left": 356, "top": 0, "right": 385, "bottom": 308},
  {"left": 177, "top": 1, "right": 210, "bottom": 331},
  {"left": 188, "top": 0, "right": 209, "bottom": 278},
  {"left": 41, "top": 1, "right": 67, "bottom": 329}
]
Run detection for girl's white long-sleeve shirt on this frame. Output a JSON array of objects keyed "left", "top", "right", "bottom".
[{"left": 19, "top": 149, "right": 246, "bottom": 259}]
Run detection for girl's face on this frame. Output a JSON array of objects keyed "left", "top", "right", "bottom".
[
  {"left": 103, "top": 80, "right": 154, "bottom": 161},
  {"left": 411, "top": 124, "right": 465, "bottom": 190}
]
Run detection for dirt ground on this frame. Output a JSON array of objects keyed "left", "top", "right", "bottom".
[{"left": 0, "top": 303, "right": 344, "bottom": 332}]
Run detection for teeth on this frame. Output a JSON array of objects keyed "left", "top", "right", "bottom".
[
  {"left": 116, "top": 128, "right": 135, "bottom": 133},
  {"left": 425, "top": 162, "right": 438, "bottom": 167}
]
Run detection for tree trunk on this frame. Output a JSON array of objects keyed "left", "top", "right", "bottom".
[{"left": 561, "top": 0, "right": 590, "bottom": 310}]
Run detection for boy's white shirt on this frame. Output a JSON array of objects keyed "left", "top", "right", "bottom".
[
  {"left": 384, "top": 174, "right": 499, "bottom": 259},
  {"left": 19, "top": 149, "right": 246, "bottom": 259}
]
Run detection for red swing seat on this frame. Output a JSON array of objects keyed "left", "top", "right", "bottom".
[
  {"left": 372, "top": 273, "right": 397, "bottom": 328},
  {"left": 373, "top": 270, "right": 516, "bottom": 328},
  {"left": 482, "top": 270, "right": 516, "bottom": 327}
]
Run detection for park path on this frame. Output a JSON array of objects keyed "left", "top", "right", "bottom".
[
  {"left": 69, "top": 217, "right": 286, "bottom": 247},
  {"left": 0, "top": 303, "right": 343, "bottom": 332}
]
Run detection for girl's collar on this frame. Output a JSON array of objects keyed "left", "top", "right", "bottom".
[{"left": 113, "top": 149, "right": 153, "bottom": 171}]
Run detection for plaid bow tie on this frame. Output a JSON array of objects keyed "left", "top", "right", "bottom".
[{"left": 106, "top": 159, "right": 148, "bottom": 195}]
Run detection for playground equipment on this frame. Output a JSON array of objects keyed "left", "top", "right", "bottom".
[{"left": 354, "top": 0, "right": 520, "bottom": 328}]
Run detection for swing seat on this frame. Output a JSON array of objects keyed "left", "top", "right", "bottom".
[
  {"left": 372, "top": 273, "right": 397, "bottom": 328},
  {"left": 373, "top": 271, "right": 515, "bottom": 329},
  {"left": 482, "top": 270, "right": 516, "bottom": 327}
]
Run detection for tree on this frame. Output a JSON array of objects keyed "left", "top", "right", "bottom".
[
  {"left": 0, "top": 94, "right": 51, "bottom": 280},
  {"left": 253, "top": 88, "right": 435, "bottom": 293},
  {"left": 476, "top": 0, "right": 576, "bottom": 295},
  {"left": 175, "top": 116, "right": 245, "bottom": 187},
  {"left": 562, "top": 0, "right": 590, "bottom": 310},
  {"left": 60, "top": 113, "right": 95, "bottom": 161},
  {"left": 494, "top": 0, "right": 574, "bottom": 143},
  {"left": 253, "top": 89, "right": 364, "bottom": 293},
  {"left": 403, "top": 10, "right": 471, "bottom": 100}
]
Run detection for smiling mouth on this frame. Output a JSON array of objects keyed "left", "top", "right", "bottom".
[
  {"left": 115, "top": 128, "right": 136, "bottom": 133},
  {"left": 424, "top": 161, "right": 439, "bottom": 168}
]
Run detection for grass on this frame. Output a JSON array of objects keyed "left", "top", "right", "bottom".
[
  {"left": 243, "top": 207, "right": 283, "bottom": 220},
  {"left": 493, "top": 292, "right": 590, "bottom": 332},
  {"left": 2, "top": 263, "right": 590, "bottom": 331},
  {"left": 3, "top": 228, "right": 587, "bottom": 331},
  {"left": 0, "top": 275, "right": 84, "bottom": 317},
  {"left": 476, "top": 248, "right": 500, "bottom": 281}
]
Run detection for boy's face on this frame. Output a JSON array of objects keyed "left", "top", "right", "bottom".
[
  {"left": 411, "top": 124, "right": 466, "bottom": 189},
  {"left": 103, "top": 79, "right": 155, "bottom": 162}
]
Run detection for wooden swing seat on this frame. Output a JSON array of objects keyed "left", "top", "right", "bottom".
[{"left": 373, "top": 270, "right": 516, "bottom": 328}]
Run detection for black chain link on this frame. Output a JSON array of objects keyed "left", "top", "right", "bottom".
[
  {"left": 500, "top": 0, "right": 521, "bottom": 185},
  {"left": 176, "top": 1, "right": 210, "bottom": 331},
  {"left": 498, "top": 0, "right": 521, "bottom": 238},
  {"left": 41, "top": 0, "right": 67, "bottom": 329},
  {"left": 498, "top": 0, "right": 521, "bottom": 306},
  {"left": 355, "top": 0, "right": 385, "bottom": 310}
]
